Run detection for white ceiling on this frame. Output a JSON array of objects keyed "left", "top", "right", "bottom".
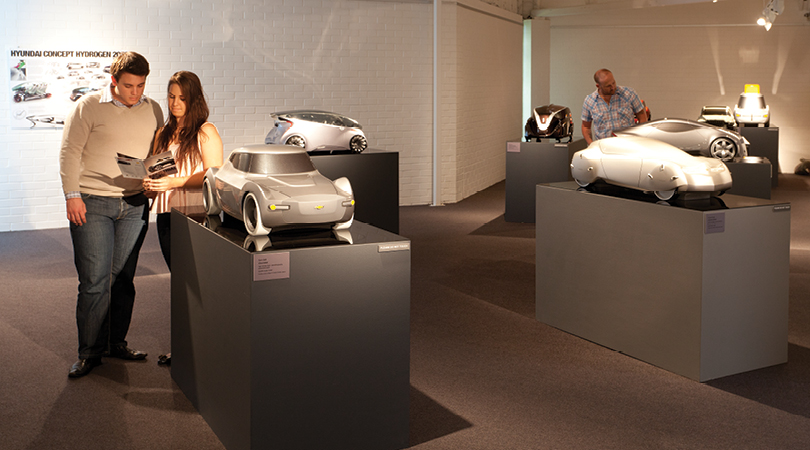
[{"left": 531, "top": 0, "right": 725, "bottom": 17}]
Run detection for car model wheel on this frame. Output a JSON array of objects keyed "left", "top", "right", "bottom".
[
  {"left": 764, "top": 120, "right": 770, "bottom": 127},
  {"left": 202, "top": 178, "right": 222, "bottom": 215},
  {"left": 242, "top": 192, "right": 271, "bottom": 236},
  {"left": 334, "top": 213, "right": 354, "bottom": 231},
  {"left": 574, "top": 178, "right": 590, "bottom": 188},
  {"left": 709, "top": 138, "right": 736, "bottom": 161},
  {"left": 285, "top": 135, "right": 306, "bottom": 148},
  {"left": 350, "top": 135, "right": 367, "bottom": 153},
  {"left": 655, "top": 190, "right": 676, "bottom": 201}
]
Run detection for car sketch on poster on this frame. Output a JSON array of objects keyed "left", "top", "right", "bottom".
[{"left": 8, "top": 48, "right": 122, "bottom": 130}]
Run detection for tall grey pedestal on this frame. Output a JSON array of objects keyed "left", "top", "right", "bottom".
[
  {"left": 505, "top": 141, "right": 571, "bottom": 223},
  {"left": 311, "top": 150, "right": 399, "bottom": 234},
  {"left": 740, "top": 126, "right": 779, "bottom": 187},
  {"left": 535, "top": 183, "right": 790, "bottom": 382},
  {"left": 725, "top": 159, "right": 772, "bottom": 199},
  {"left": 171, "top": 209, "right": 411, "bottom": 450}
]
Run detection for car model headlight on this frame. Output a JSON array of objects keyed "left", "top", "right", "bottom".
[
  {"left": 342, "top": 200, "right": 355, "bottom": 207},
  {"left": 269, "top": 204, "right": 290, "bottom": 211}
]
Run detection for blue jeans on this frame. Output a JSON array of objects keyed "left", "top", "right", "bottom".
[{"left": 70, "top": 193, "right": 149, "bottom": 359}]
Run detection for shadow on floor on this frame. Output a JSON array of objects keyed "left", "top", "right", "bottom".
[
  {"left": 409, "top": 386, "right": 473, "bottom": 447},
  {"left": 707, "top": 343, "right": 810, "bottom": 419}
]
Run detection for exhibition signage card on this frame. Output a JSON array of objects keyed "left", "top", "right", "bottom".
[
  {"left": 705, "top": 212, "right": 725, "bottom": 234},
  {"left": 506, "top": 142, "right": 520, "bottom": 153},
  {"left": 254, "top": 252, "right": 290, "bottom": 281},
  {"left": 378, "top": 242, "right": 410, "bottom": 253}
]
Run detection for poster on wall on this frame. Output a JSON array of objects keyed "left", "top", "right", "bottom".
[{"left": 8, "top": 48, "right": 123, "bottom": 130}]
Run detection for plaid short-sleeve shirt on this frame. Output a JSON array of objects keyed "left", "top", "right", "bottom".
[{"left": 581, "top": 86, "right": 644, "bottom": 141}]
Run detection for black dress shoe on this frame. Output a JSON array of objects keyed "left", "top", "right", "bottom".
[
  {"left": 68, "top": 358, "right": 101, "bottom": 378},
  {"left": 157, "top": 353, "right": 171, "bottom": 365},
  {"left": 109, "top": 345, "right": 147, "bottom": 360}
]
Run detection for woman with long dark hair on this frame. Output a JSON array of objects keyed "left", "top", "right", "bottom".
[
  {"left": 144, "top": 71, "right": 222, "bottom": 364},
  {"left": 144, "top": 70, "right": 222, "bottom": 268}
]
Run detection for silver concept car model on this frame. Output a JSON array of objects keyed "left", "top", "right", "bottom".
[
  {"left": 571, "top": 136, "right": 732, "bottom": 201},
  {"left": 265, "top": 110, "right": 367, "bottom": 153},
  {"left": 613, "top": 118, "right": 748, "bottom": 161},
  {"left": 203, "top": 145, "right": 355, "bottom": 236}
]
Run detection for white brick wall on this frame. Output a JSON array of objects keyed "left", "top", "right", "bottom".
[
  {"left": 1, "top": 0, "right": 435, "bottom": 232},
  {"left": 548, "top": 0, "right": 810, "bottom": 172},
  {"left": 439, "top": 0, "right": 523, "bottom": 204},
  {"left": 455, "top": 4, "right": 523, "bottom": 200}
]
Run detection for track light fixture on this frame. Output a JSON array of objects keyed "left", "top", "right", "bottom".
[{"left": 757, "top": 0, "right": 784, "bottom": 30}]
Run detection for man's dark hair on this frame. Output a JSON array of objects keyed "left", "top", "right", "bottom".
[{"left": 110, "top": 51, "right": 150, "bottom": 81}]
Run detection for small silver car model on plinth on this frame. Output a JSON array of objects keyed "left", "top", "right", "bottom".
[
  {"left": 203, "top": 145, "right": 355, "bottom": 236},
  {"left": 697, "top": 106, "right": 737, "bottom": 130},
  {"left": 265, "top": 110, "right": 367, "bottom": 154},
  {"left": 571, "top": 136, "right": 732, "bottom": 201},
  {"left": 613, "top": 118, "right": 748, "bottom": 161}
]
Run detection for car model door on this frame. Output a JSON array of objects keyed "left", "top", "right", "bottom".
[
  {"left": 216, "top": 153, "right": 250, "bottom": 215},
  {"left": 598, "top": 141, "right": 644, "bottom": 187}
]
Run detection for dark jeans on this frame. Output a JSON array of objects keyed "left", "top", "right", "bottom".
[
  {"left": 70, "top": 193, "right": 149, "bottom": 359},
  {"left": 156, "top": 212, "right": 171, "bottom": 270}
]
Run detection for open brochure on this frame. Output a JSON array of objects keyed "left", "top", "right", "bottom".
[{"left": 116, "top": 150, "right": 178, "bottom": 179}]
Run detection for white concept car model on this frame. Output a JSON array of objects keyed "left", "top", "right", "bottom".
[
  {"left": 265, "top": 110, "right": 367, "bottom": 153},
  {"left": 734, "top": 84, "right": 769, "bottom": 127},
  {"left": 203, "top": 145, "right": 355, "bottom": 236},
  {"left": 571, "top": 136, "right": 732, "bottom": 201}
]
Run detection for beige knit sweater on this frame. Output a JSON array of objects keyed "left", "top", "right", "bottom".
[{"left": 60, "top": 91, "right": 164, "bottom": 197}]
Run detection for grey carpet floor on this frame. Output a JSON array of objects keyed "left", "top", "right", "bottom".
[{"left": 2, "top": 176, "right": 810, "bottom": 449}]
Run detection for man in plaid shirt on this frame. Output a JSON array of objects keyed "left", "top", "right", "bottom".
[{"left": 581, "top": 69, "right": 647, "bottom": 144}]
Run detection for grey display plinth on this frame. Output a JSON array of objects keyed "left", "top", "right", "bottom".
[
  {"left": 725, "top": 159, "right": 772, "bottom": 199},
  {"left": 505, "top": 141, "right": 571, "bottom": 223},
  {"left": 311, "top": 150, "right": 399, "bottom": 234},
  {"left": 171, "top": 209, "right": 411, "bottom": 450},
  {"left": 535, "top": 183, "right": 789, "bottom": 382},
  {"left": 740, "top": 126, "right": 779, "bottom": 187}
]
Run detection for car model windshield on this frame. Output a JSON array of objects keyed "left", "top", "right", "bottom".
[
  {"left": 738, "top": 96, "right": 766, "bottom": 109},
  {"left": 702, "top": 107, "right": 728, "bottom": 115},
  {"left": 246, "top": 152, "right": 315, "bottom": 174}
]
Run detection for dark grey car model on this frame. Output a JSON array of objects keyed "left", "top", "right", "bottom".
[
  {"left": 613, "top": 118, "right": 748, "bottom": 161},
  {"left": 524, "top": 104, "right": 573, "bottom": 142}
]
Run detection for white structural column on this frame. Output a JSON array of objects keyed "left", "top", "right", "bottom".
[{"left": 433, "top": 0, "right": 442, "bottom": 206}]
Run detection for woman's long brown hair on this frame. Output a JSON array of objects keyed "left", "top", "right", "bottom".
[{"left": 153, "top": 71, "right": 209, "bottom": 170}]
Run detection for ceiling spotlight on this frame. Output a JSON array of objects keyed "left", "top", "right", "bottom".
[{"left": 758, "top": 0, "right": 784, "bottom": 31}]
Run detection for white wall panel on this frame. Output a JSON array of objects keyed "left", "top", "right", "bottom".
[
  {"left": 548, "top": 0, "right": 810, "bottom": 172},
  {"left": 0, "top": 0, "right": 434, "bottom": 231},
  {"left": 439, "top": 0, "right": 523, "bottom": 203}
]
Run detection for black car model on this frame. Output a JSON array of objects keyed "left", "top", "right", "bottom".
[{"left": 524, "top": 104, "right": 573, "bottom": 142}]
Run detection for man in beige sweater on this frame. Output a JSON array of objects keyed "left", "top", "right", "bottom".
[{"left": 60, "top": 51, "right": 164, "bottom": 378}]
